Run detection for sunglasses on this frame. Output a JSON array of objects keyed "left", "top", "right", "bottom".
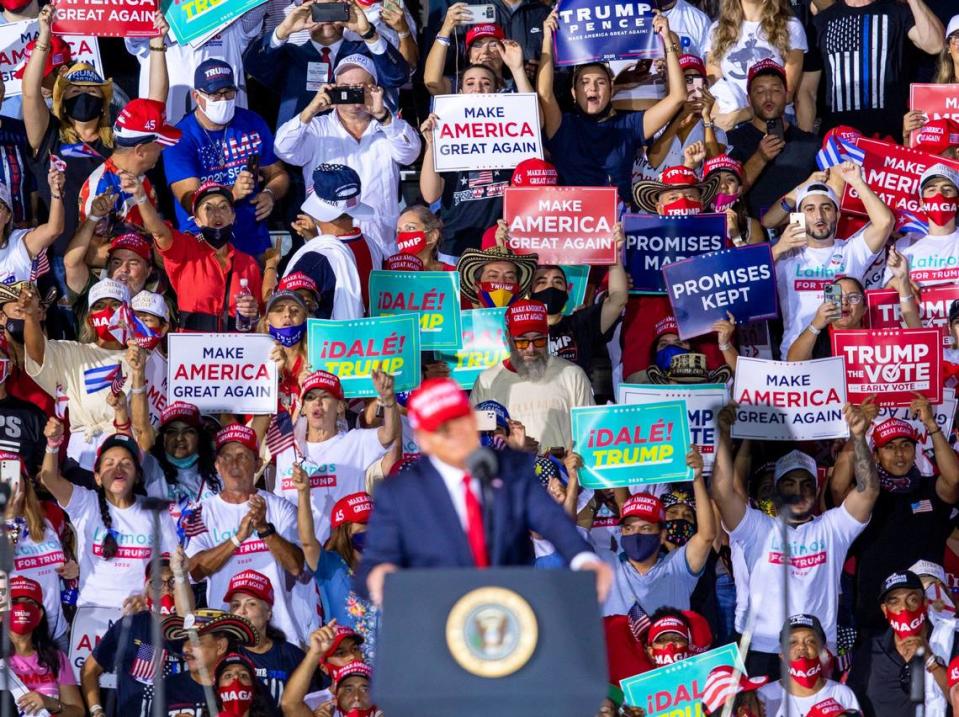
[{"left": 513, "top": 337, "right": 548, "bottom": 350}]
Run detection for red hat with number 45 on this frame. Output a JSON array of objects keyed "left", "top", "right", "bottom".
[
  {"left": 13, "top": 36, "right": 72, "bottom": 80},
  {"left": 224, "top": 569, "right": 274, "bottom": 606},
  {"left": 511, "top": 158, "right": 559, "bottom": 187},
  {"left": 872, "top": 418, "right": 917, "bottom": 448},
  {"left": 505, "top": 299, "right": 549, "bottom": 337},
  {"left": 407, "top": 378, "right": 472, "bottom": 432},
  {"left": 114, "top": 98, "right": 181, "bottom": 148},
  {"left": 215, "top": 424, "right": 257, "bottom": 453},
  {"left": 331, "top": 492, "right": 373, "bottom": 529},
  {"left": 620, "top": 493, "right": 665, "bottom": 525},
  {"left": 300, "top": 370, "right": 345, "bottom": 401}
]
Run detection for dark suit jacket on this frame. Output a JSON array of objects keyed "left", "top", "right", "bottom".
[{"left": 353, "top": 449, "right": 591, "bottom": 599}]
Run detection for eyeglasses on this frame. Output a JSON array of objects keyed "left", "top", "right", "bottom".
[
  {"left": 512, "top": 337, "right": 548, "bottom": 350},
  {"left": 841, "top": 292, "right": 863, "bottom": 305},
  {"left": 201, "top": 89, "right": 237, "bottom": 101}
]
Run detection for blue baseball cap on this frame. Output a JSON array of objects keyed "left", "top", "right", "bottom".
[
  {"left": 194, "top": 59, "right": 236, "bottom": 94},
  {"left": 302, "top": 163, "right": 374, "bottom": 222},
  {"left": 475, "top": 400, "right": 510, "bottom": 430}
]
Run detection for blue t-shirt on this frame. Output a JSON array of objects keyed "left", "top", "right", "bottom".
[
  {"left": 163, "top": 107, "right": 278, "bottom": 257},
  {"left": 546, "top": 110, "right": 646, "bottom": 203}
]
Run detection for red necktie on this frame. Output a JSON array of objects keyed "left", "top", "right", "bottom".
[
  {"left": 320, "top": 47, "right": 332, "bottom": 82},
  {"left": 462, "top": 473, "right": 489, "bottom": 568}
]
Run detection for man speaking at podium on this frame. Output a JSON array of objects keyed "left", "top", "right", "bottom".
[{"left": 355, "top": 377, "right": 613, "bottom": 606}]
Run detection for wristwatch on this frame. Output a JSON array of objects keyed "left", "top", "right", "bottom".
[
  {"left": 256, "top": 523, "right": 277, "bottom": 539},
  {"left": 360, "top": 25, "right": 376, "bottom": 40},
  {"left": 926, "top": 654, "right": 946, "bottom": 672}
]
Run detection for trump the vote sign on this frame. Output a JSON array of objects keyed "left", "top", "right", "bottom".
[
  {"left": 866, "top": 286, "right": 959, "bottom": 347},
  {"left": 53, "top": 0, "right": 157, "bottom": 37},
  {"left": 623, "top": 213, "right": 726, "bottom": 293},
  {"left": 554, "top": 0, "right": 660, "bottom": 66},
  {"left": 504, "top": 186, "right": 618, "bottom": 265},
  {"left": 431, "top": 93, "right": 543, "bottom": 172}
]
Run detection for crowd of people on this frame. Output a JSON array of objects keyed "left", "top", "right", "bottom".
[{"left": 0, "top": 0, "right": 956, "bottom": 714}]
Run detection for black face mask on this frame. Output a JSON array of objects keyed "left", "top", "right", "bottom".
[
  {"left": 201, "top": 225, "right": 233, "bottom": 249},
  {"left": 63, "top": 93, "right": 104, "bottom": 123},
  {"left": 4, "top": 319, "right": 23, "bottom": 344},
  {"left": 530, "top": 287, "right": 568, "bottom": 315}
]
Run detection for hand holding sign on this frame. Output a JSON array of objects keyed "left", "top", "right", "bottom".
[{"left": 909, "top": 392, "right": 937, "bottom": 430}]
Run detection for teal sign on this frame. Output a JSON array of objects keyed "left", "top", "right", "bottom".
[
  {"left": 435, "top": 308, "right": 509, "bottom": 389},
  {"left": 369, "top": 270, "right": 462, "bottom": 351},
  {"left": 621, "top": 644, "right": 744, "bottom": 712},
  {"left": 560, "top": 264, "right": 590, "bottom": 316},
  {"left": 306, "top": 315, "right": 421, "bottom": 398},
  {"left": 162, "top": 0, "right": 267, "bottom": 46},
  {"left": 570, "top": 401, "right": 692, "bottom": 488}
]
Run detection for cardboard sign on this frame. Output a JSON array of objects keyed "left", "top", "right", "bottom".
[
  {"left": 866, "top": 286, "right": 959, "bottom": 347},
  {"left": 435, "top": 308, "right": 510, "bottom": 389},
  {"left": 909, "top": 83, "right": 959, "bottom": 143},
  {"left": 831, "top": 328, "right": 942, "bottom": 407},
  {"left": 663, "top": 245, "right": 777, "bottom": 340},
  {"left": 876, "top": 387, "right": 957, "bottom": 464},
  {"left": 621, "top": 644, "right": 745, "bottom": 711},
  {"left": 161, "top": 0, "right": 266, "bottom": 46},
  {"left": 369, "top": 271, "right": 462, "bottom": 351},
  {"left": 554, "top": 0, "right": 660, "bottom": 66},
  {"left": 431, "top": 93, "right": 543, "bottom": 172},
  {"left": 731, "top": 357, "right": 849, "bottom": 441},
  {"left": 167, "top": 333, "right": 278, "bottom": 414},
  {"left": 504, "top": 186, "right": 618, "bottom": 265},
  {"left": 69, "top": 606, "right": 121, "bottom": 687},
  {"left": 623, "top": 213, "right": 726, "bottom": 294},
  {"left": 0, "top": 20, "right": 101, "bottom": 96},
  {"left": 307, "top": 314, "right": 421, "bottom": 397},
  {"left": 53, "top": 0, "right": 157, "bottom": 37},
  {"left": 560, "top": 264, "right": 590, "bottom": 316},
  {"left": 618, "top": 383, "right": 728, "bottom": 474},
  {"left": 570, "top": 401, "right": 692, "bottom": 489}
]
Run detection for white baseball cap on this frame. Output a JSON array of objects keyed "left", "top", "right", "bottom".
[
  {"left": 88, "top": 278, "right": 130, "bottom": 308},
  {"left": 918, "top": 163, "right": 959, "bottom": 196},
  {"left": 909, "top": 559, "right": 946, "bottom": 585},
  {"left": 334, "top": 54, "right": 379, "bottom": 84},
  {"left": 795, "top": 182, "right": 839, "bottom": 210},
  {"left": 774, "top": 450, "right": 818, "bottom": 482},
  {"left": 947, "top": 14, "right": 959, "bottom": 38},
  {"left": 131, "top": 290, "right": 169, "bottom": 322}
]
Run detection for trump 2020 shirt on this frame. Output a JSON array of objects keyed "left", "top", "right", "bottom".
[{"left": 884, "top": 230, "right": 959, "bottom": 288}]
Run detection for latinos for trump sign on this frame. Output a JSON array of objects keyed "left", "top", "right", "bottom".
[
  {"left": 731, "top": 357, "right": 849, "bottom": 441},
  {"left": 504, "top": 186, "right": 618, "bottom": 265},
  {"left": 369, "top": 271, "right": 462, "bottom": 351},
  {"left": 866, "top": 286, "right": 959, "bottom": 347},
  {"left": 431, "top": 93, "right": 543, "bottom": 173},
  {"left": 621, "top": 643, "right": 744, "bottom": 711},
  {"left": 53, "top": 0, "right": 156, "bottom": 37},
  {"left": 167, "top": 333, "right": 278, "bottom": 414},
  {"left": 570, "top": 401, "right": 692, "bottom": 489},
  {"left": 307, "top": 314, "right": 421, "bottom": 397},
  {"left": 554, "top": 0, "right": 660, "bottom": 66},
  {"left": 0, "top": 21, "right": 101, "bottom": 96},
  {"left": 662, "top": 244, "right": 777, "bottom": 340},
  {"left": 624, "top": 213, "right": 726, "bottom": 294},
  {"left": 435, "top": 308, "right": 509, "bottom": 389},
  {"left": 831, "top": 328, "right": 942, "bottom": 407}
]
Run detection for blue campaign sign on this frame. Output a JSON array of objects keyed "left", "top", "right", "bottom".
[
  {"left": 554, "top": 0, "right": 661, "bottom": 66},
  {"left": 663, "top": 244, "right": 778, "bottom": 340},
  {"left": 623, "top": 214, "right": 726, "bottom": 294}
]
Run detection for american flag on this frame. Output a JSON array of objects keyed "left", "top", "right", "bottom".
[
  {"left": 54, "top": 384, "right": 68, "bottom": 420},
  {"left": 110, "top": 368, "right": 126, "bottom": 398},
  {"left": 130, "top": 642, "right": 166, "bottom": 683},
  {"left": 627, "top": 601, "right": 650, "bottom": 642},
  {"left": 823, "top": 13, "right": 892, "bottom": 113},
  {"left": 29, "top": 252, "right": 49, "bottom": 282},
  {"left": 266, "top": 409, "right": 295, "bottom": 456},
  {"left": 835, "top": 625, "right": 857, "bottom": 673},
  {"left": 469, "top": 171, "right": 494, "bottom": 188},
  {"left": 177, "top": 503, "right": 207, "bottom": 544}
]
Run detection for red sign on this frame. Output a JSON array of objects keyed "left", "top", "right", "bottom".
[
  {"left": 831, "top": 328, "right": 942, "bottom": 407},
  {"left": 52, "top": 0, "right": 158, "bottom": 38},
  {"left": 840, "top": 138, "right": 959, "bottom": 224},
  {"left": 910, "top": 83, "right": 959, "bottom": 143},
  {"left": 866, "top": 286, "right": 959, "bottom": 347},
  {"left": 504, "top": 186, "right": 618, "bottom": 265}
]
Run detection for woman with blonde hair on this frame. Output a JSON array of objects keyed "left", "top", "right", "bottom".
[{"left": 935, "top": 16, "right": 959, "bottom": 83}]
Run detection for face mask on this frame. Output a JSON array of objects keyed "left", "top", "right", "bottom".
[
  {"left": 661, "top": 197, "right": 702, "bottom": 217},
  {"left": 480, "top": 433, "right": 508, "bottom": 450},
  {"left": 89, "top": 306, "right": 118, "bottom": 343},
  {"left": 713, "top": 193, "right": 739, "bottom": 212},
  {"left": 9, "top": 603, "right": 41, "bottom": 635},
  {"left": 4, "top": 318, "right": 23, "bottom": 344},
  {"left": 146, "top": 593, "right": 176, "bottom": 616},
  {"left": 166, "top": 453, "right": 199, "bottom": 470},
  {"left": 530, "top": 287, "right": 568, "bottom": 315},
  {"left": 655, "top": 344, "right": 688, "bottom": 372},
  {"left": 201, "top": 225, "right": 233, "bottom": 249},
  {"left": 477, "top": 281, "right": 519, "bottom": 308},
  {"left": 886, "top": 605, "right": 926, "bottom": 638},
  {"left": 877, "top": 464, "right": 921, "bottom": 494},
  {"left": 650, "top": 643, "right": 689, "bottom": 666},
  {"left": 664, "top": 518, "right": 695, "bottom": 547},
  {"left": 202, "top": 96, "right": 236, "bottom": 125},
  {"left": 788, "top": 656, "right": 822, "bottom": 689},
  {"left": 343, "top": 710, "right": 375, "bottom": 717},
  {"left": 218, "top": 679, "right": 253, "bottom": 717},
  {"left": 64, "top": 93, "right": 104, "bottom": 123},
  {"left": 396, "top": 231, "right": 427, "bottom": 255},
  {"left": 269, "top": 322, "right": 306, "bottom": 348},
  {"left": 351, "top": 531, "right": 366, "bottom": 553},
  {"left": 923, "top": 193, "right": 958, "bottom": 227},
  {"left": 620, "top": 533, "right": 661, "bottom": 562},
  {"left": 135, "top": 333, "right": 162, "bottom": 351}
]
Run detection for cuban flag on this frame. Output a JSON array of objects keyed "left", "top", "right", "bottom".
[
  {"left": 816, "top": 137, "right": 866, "bottom": 171},
  {"left": 108, "top": 305, "right": 157, "bottom": 347},
  {"left": 59, "top": 143, "right": 101, "bottom": 160},
  {"left": 897, "top": 210, "right": 929, "bottom": 236},
  {"left": 84, "top": 364, "right": 121, "bottom": 394}
]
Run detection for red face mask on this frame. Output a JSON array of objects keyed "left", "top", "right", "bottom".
[
  {"left": 396, "top": 231, "right": 427, "bottom": 255},
  {"left": 218, "top": 679, "right": 253, "bottom": 717},
  {"left": 10, "top": 602, "right": 42, "bottom": 635},
  {"left": 788, "top": 656, "right": 822, "bottom": 689},
  {"left": 342, "top": 710, "right": 376, "bottom": 717},
  {"left": 650, "top": 643, "right": 689, "bottom": 666},
  {"left": 923, "top": 193, "right": 958, "bottom": 227},
  {"left": 887, "top": 606, "right": 926, "bottom": 638},
  {"left": 146, "top": 593, "right": 176, "bottom": 616},
  {"left": 88, "top": 307, "right": 117, "bottom": 343},
  {"left": 661, "top": 197, "right": 703, "bottom": 217}
]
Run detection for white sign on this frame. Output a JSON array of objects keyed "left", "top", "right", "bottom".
[
  {"left": 0, "top": 20, "right": 101, "bottom": 97},
  {"left": 731, "top": 357, "right": 849, "bottom": 441},
  {"left": 875, "top": 387, "right": 958, "bottom": 474},
  {"left": 618, "top": 383, "right": 728, "bottom": 474},
  {"left": 431, "top": 92, "right": 543, "bottom": 172},
  {"left": 167, "top": 333, "right": 278, "bottom": 414},
  {"left": 69, "top": 606, "right": 121, "bottom": 687}
]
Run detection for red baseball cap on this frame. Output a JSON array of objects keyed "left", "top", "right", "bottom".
[
  {"left": 682, "top": 610, "right": 714, "bottom": 654},
  {"left": 505, "top": 299, "right": 549, "bottom": 337},
  {"left": 114, "top": 98, "right": 182, "bottom": 148},
  {"left": 872, "top": 418, "right": 917, "bottom": 448},
  {"left": 13, "top": 36, "right": 71, "bottom": 80},
  {"left": 654, "top": 315, "right": 679, "bottom": 339},
  {"left": 10, "top": 575, "right": 43, "bottom": 605},
  {"left": 511, "top": 158, "right": 559, "bottom": 187},
  {"left": 466, "top": 23, "right": 504, "bottom": 48},
  {"left": 407, "top": 378, "right": 472, "bottom": 432},
  {"left": 300, "top": 370, "right": 345, "bottom": 401},
  {"left": 647, "top": 615, "right": 691, "bottom": 644},
  {"left": 160, "top": 402, "right": 200, "bottom": 430},
  {"left": 224, "top": 569, "right": 274, "bottom": 606},
  {"left": 822, "top": 125, "right": 863, "bottom": 148},
  {"left": 914, "top": 118, "right": 959, "bottom": 156},
  {"left": 278, "top": 272, "right": 319, "bottom": 296},
  {"left": 331, "top": 492, "right": 373, "bottom": 529},
  {"left": 620, "top": 493, "right": 665, "bottom": 524},
  {"left": 109, "top": 233, "right": 152, "bottom": 262},
  {"left": 191, "top": 180, "right": 234, "bottom": 215},
  {"left": 384, "top": 253, "right": 425, "bottom": 271},
  {"left": 331, "top": 660, "right": 372, "bottom": 690},
  {"left": 215, "top": 424, "right": 257, "bottom": 453},
  {"left": 679, "top": 54, "right": 706, "bottom": 77},
  {"left": 323, "top": 626, "right": 365, "bottom": 662},
  {"left": 747, "top": 59, "right": 786, "bottom": 90},
  {"left": 703, "top": 154, "right": 744, "bottom": 181},
  {"left": 805, "top": 699, "right": 848, "bottom": 717},
  {"left": 659, "top": 165, "right": 699, "bottom": 188}
]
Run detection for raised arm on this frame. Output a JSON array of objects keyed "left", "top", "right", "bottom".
[
  {"left": 642, "top": 14, "right": 686, "bottom": 139},
  {"left": 684, "top": 448, "right": 717, "bottom": 573},
  {"left": 40, "top": 418, "right": 74, "bottom": 507},
  {"left": 711, "top": 403, "right": 747, "bottom": 529},
  {"left": 22, "top": 4, "right": 54, "bottom": 152},
  {"left": 64, "top": 189, "right": 115, "bottom": 294},
  {"left": 906, "top": 0, "right": 945, "bottom": 55},
  {"left": 146, "top": 12, "right": 170, "bottom": 103},
  {"left": 841, "top": 402, "right": 880, "bottom": 523},
  {"left": 281, "top": 627, "right": 336, "bottom": 717},
  {"left": 909, "top": 393, "right": 959, "bottom": 504},
  {"left": 886, "top": 247, "right": 922, "bottom": 328},
  {"left": 22, "top": 168, "right": 64, "bottom": 258},
  {"left": 836, "top": 161, "right": 893, "bottom": 253},
  {"left": 600, "top": 225, "right": 629, "bottom": 333},
  {"left": 292, "top": 464, "right": 321, "bottom": 571},
  {"left": 120, "top": 172, "right": 172, "bottom": 244},
  {"left": 424, "top": 4, "right": 470, "bottom": 95},
  {"left": 537, "top": 11, "right": 563, "bottom": 139},
  {"left": 126, "top": 345, "right": 155, "bottom": 453},
  {"left": 371, "top": 369, "right": 400, "bottom": 448},
  {"left": 418, "top": 114, "right": 444, "bottom": 204}
]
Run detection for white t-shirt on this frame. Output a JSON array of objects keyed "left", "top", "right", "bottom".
[
  {"left": 729, "top": 504, "right": 867, "bottom": 653},
  {"left": 142, "top": 453, "right": 219, "bottom": 524},
  {"left": 63, "top": 487, "right": 178, "bottom": 609},
  {"left": 758, "top": 680, "right": 861, "bottom": 717},
  {"left": 185, "top": 490, "right": 309, "bottom": 644},
  {"left": 884, "top": 230, "right": 959, "bottom": 288},
  {"left": 776, "top": 228, "right": 881, "bottom": 355},
  {"left": 0, "top": 229, "right": 32, "bottom": 285},
  {"left": 706, "top": 18, "right": 807, "bottom": 99},
  {"left": 273, "top": 425, "right": 387, "bottom": 543},
  {"left": 12, "top": 524, "right": 67, "bottom": 639}
]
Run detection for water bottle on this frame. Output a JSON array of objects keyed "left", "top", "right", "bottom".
[{"left": 235, "top": 278, "right": 257, "bottom": 332}]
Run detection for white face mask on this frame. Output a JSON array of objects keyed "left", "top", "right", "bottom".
[{"left": 201, "top": 96, "right": 235, "bottom": 125}]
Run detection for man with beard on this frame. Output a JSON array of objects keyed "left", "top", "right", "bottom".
[
  {"left": 772, "top": 162, "right": 893, "bottom": 357},
  {"left": 711, "top": 404, "right": 880, "bottom": 678},
  {"left": 469, "top": 299, "right": 593, "bottom": 452}
]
